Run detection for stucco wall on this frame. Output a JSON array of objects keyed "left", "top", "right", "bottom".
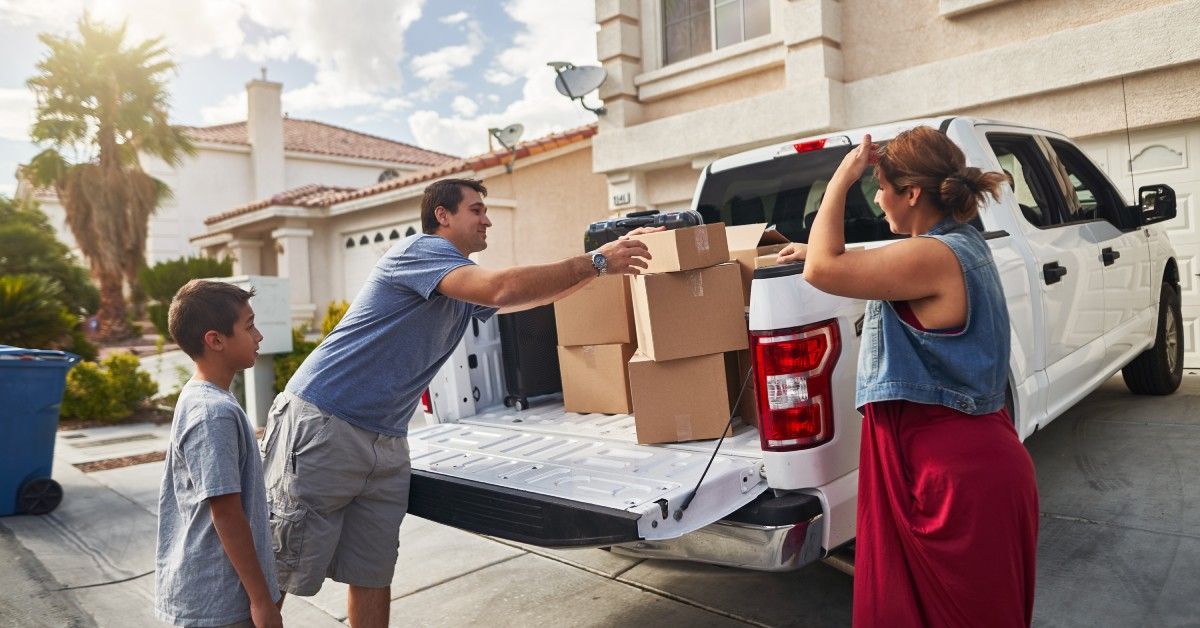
[
  {"left": 284, "top": 156, "right": 420, "bottom": 191},
  {"left": 841, "top": 0, "right": 1166, "bottom": 82},
  {"left": 641, "top": 67, "right": 785, "bottom": 123},
  {"left": 483, "top": 144, "right": 609, "bottom": 268}
]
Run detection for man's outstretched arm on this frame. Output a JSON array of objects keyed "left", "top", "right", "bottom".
[{"left": 438, "top": 237, "right": 651, "bottom": 309}]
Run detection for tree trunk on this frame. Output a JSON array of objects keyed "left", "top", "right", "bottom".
[{"left": 95, "top": 268, "right": 132, "bottom": 341}]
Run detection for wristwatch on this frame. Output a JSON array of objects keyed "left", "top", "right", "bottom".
[{"left": 590, "top": 250, "right": 609, "bottom": 276}]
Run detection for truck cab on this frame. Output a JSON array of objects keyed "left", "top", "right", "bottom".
[{"left": 405, "top": 116, "right": 1183, "bottom": 572}]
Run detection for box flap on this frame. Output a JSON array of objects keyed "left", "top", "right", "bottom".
[{"left": 725, "top": 223, "right": 790, "bottom": 254}]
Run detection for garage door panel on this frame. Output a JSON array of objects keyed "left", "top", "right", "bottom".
[{"left": 1077, "top": 123, "right": 1200, "bottom": 368}]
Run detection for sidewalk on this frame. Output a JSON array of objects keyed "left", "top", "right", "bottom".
[{"left": 3, "top": 418, "right": 845, "bottom": 627}]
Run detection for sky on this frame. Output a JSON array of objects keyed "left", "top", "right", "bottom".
[{"left": 0, "top": 0, "right": 601, "bottom": 195}]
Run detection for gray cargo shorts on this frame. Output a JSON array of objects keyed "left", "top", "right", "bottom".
[{"left": 261, "top": 391, "right": 411, "bottom": 596}]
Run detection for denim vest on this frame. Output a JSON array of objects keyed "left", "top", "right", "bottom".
[{"left": 855, "top": 219, "right": 1010, "bottom": 415}]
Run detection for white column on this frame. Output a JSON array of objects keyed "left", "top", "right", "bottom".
[
  {"left": 246, "top": 79, "right": 285, "bottom": 199},
  {"left": 228, "top": 238, "right": 263, "bottom": 275},
  {"left": 271, "top": 226, "right": 316, "bottom": 327}
]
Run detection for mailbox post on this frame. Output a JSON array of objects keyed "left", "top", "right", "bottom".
[{"left": 212, "top": 275, "right": 293, "bottom": 427}]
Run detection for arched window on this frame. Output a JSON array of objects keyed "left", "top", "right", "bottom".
[
  {"left": 378, "top": 168, "right": 400, "bottom": 182},
  {"left": 405, "top": 226, "right": 416, "bottom": 237},
  {"left": 345, "top": 238, "right": 355, "bottom": 248},
  {"left": 359, "top": 235, "right": 369, "bottom": 245},
  {"left": 389, "top": 229, "right": 400, "bottom": 240},
  {"left": 373, "top": 232, "right": 384, "bottom": 242}
]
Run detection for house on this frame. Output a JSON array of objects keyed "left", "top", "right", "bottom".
[
  {"left": 16, "top": 78, "right": 457, "bottom": 266},
  {"left": 591, "top": 0, "right": 1200, "bottom": 367},
  {"left": 193, "top": 124, "right": 606, "bottom": 326}
]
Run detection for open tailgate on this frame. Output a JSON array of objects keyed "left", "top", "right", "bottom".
[{"left": 406, "top": 405, "right": 766, "bottom": 547}]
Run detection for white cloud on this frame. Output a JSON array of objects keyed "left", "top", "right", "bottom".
[
  {"left": 408, "top": 0, "right": 598, "bottom": 157},
  {"left": 483, "top": 68, "right": 517, "bottom": 86},
  {"left": 199, "top": 92, "right": 245, "bottom": 125},
  {"left": 0, "top": 88, "right": 35, "bottom": 142},
  {"left": 409, "top": 20, "right": 484, "bottom": 81},
  {"left": 3, "top": 0, "right": 428, "bottom": 117},
  {"left": 451, "top": 96, "right": 478, "bottom": 117},
  {"left": 439, "top": 11, "right": 468, "bottom": 24}
]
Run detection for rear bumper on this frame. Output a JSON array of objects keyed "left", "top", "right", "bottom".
[{"left": 610, "top": 513, "right": 824, "bottom": 572}]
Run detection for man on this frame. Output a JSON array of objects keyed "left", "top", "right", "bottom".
[{"left": 262, "top": 178, "right": 653, "bottom": 626}]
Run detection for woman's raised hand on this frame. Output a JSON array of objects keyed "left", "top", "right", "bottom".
[{"left": 831, "top": 134, "right": 878, "bottom": 188}]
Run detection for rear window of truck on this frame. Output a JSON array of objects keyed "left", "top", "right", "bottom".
[{"left": 696, "top": 145, "right": 904, "bottom": 244}]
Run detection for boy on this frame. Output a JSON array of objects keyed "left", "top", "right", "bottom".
[{"left": 155, "top": 280, "right": 281, "bottom": 628}]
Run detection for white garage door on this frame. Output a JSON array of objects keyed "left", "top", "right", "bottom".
[
  {"left": 341, "top": 223, "right": 419, "bottom": 302},
  {"left": 1078, "top": 121, "right": 1200, "bottom": 369}
]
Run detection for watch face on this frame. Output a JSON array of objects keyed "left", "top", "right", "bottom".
[{"left": 592, "top": 252, "right": 607, "bottom": 272}]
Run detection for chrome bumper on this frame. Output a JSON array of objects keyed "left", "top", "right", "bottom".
[{"left": 610, "top": 513, "right": 825, "bottom": 572}]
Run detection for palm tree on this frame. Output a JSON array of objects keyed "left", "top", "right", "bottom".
[{"left": 24, "top": 16, "right": 193, "bottom": 340}]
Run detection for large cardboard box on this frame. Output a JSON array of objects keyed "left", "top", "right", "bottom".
[
  {"left": 558, "top": 343, "right": 636, "bottom": 414},
  {"left": 726, "top": 224, "right": 789, "bottom": 305},
  {"left": 631, "top": 262, "right": 748, "bottom": 362},
  {"left": 628, "top": 351, "right": 738, "bottom": 444},
  {"left": 554, "top": 275, "right": 635, "bottom": 347},
  {"left": 636, "top": 224, "right": 729, "bottom": 274}
]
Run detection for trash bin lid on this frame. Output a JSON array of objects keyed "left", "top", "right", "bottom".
[{"left": 0, "top": 345, "right": 81, "bottom": 368}]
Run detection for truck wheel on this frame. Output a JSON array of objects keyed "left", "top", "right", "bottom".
[{"left": 1122, "top": 282, "right": 1183, "bottom": 395}]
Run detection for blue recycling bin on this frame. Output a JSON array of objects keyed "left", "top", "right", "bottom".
[{"left": 0, "top": 345, "right": 80, "bottom": 516}]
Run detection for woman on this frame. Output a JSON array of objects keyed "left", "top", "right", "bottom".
[{"left": 778, "top": 126, "right": 1039, "bottom": 627}]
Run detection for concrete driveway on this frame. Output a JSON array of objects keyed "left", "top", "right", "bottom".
[{"left": 1, "top": 373, "right": 1197, "bottom": 626}]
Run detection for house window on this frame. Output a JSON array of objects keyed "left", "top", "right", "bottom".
[{"left": 663, "top": 0, "right": 770, "bottom": 66}]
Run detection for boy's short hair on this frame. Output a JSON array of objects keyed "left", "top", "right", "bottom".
[{"left": 168, "top": 280, "right": 256, "bottom": 358}]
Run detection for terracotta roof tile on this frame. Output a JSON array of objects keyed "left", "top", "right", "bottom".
[
  {"left": 326, "top": 123, "right": 598, "bottom": 205},
  {"left": 203, "top": 123, "right": 597, "bottom": 228},
  {"left": 203, "top": 184, "right": 356, "bottom": 225},
  {"left": 181, "top": 118, "right": 457, "bottom": 167}
]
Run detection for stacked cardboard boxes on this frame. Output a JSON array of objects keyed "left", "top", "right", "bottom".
[
  {"left": 628, "top": 224, "right": 755, "bottom": 444},
  {"left": 553, "top": 274, "right": 637, "bottom": 414}
]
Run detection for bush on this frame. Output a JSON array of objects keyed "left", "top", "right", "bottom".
[
  {"left": 139, "top": 255, "right": 233, "bottom": 339},
  {"left": 272, "top": 300, "right": 353, "bottom": 393},
  {"left": 0, "top": 196, "right": 98, "bottom": 316},
  {"left": 274, "top": 328, "right": 319, "bottom": 393},
  {"left": 322, "top": 300, "right": 350, "bottom": 336},
  {"left": 0, "top": 274, "right": 75, "bottom": 349},
  {"left": 60, "top": 352, "right": 158, "bottom": 422}
]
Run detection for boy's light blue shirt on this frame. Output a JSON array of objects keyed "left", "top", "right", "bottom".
[
  {"left": 286, "top": 234, "right": 497, "bottom": 436},
  {"left": 155, "top": 379, "right": 279, "bottom": 627}
]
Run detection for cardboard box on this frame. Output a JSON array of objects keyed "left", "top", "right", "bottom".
[
  {"left": 558, "top": 343, "right": 636, "bottom": 414},
  {"left": 631, "top": 262, "right": 749, "bottom": 362},
  {"left": 754, "top": 253, "right": 784, "bottom": 269},
  {"left": 628, "top": 351, "right": 738, "bottom": 444},
  {"left": 726, "top": 224, "right": 790, "bottom": 305},
  {"left": 554, "top": 275, "right": 635, "bottom": 347},
  {"left": 636, "top": 224, "right": 729, "bottom": 274}
]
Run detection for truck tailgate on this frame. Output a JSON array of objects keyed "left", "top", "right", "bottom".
[{"left": 407, "top": 401, "right": 766, "bottom": 547}]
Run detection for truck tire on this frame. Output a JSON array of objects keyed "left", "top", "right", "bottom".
[{"left": 1122, "top": 282, "right": 1183, "bottom": 395}]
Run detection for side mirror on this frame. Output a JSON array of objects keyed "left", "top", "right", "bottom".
[{"left": 1136, "top": 184, "right": 1177, "bottom": 226}]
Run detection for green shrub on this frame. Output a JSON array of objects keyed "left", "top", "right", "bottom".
[
  {"left": 66, "top": 326, "right": 99, "bottom": 362},
  {"left": 273, "top": 328, "right": 319, "bottom": 393},
  {"left": 322, "top": 300, "right": 350, "bottom": 336},
  {"left": 60, "top": 361, "right": 127, "bottom": 421},
  {"left": 0, "top": 196, "right": 98, "bottom": 316},
  {"left": 138, "top": 255, "right": 233, "bottom": 339},
  {"left": 60, "top": 352, "right": 158, "bottom": 422},
  {"left": 0, "top": 274, "right": 75, "bottom": 349},
  {"left": 104, "top": 353, "right": 158, "bottom": 409}
]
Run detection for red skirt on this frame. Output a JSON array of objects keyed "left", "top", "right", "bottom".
[{"left": 853, "top": 400, "right": 1039, "bottom": 627}]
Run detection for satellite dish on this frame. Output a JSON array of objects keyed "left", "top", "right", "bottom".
[
  {"left": 488, "top": 123, "right": 525, "bottom": 173},
  {"left": 547, "top": 61, "right": 607, "bottom": 115},
  {"left": 489, "top": 123, "right": 524, "bottom": 150}
]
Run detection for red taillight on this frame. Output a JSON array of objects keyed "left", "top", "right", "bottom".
[
  {"left": 421, "top": 389, "right": 432, "bottom": 414},
  {"left": 792, "top": 138, "right": 828, "bottom": 153},
  {"left": 750, "top": 319, "right": 841, "bottom": 451}
]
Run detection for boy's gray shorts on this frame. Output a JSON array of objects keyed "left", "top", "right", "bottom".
[{"left": 261, "top": 392, "right": 411, "bottom": 596}]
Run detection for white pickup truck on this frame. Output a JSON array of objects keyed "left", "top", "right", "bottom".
[{"left": 404, "top": 117, "right": 1183, "bottom": 572}]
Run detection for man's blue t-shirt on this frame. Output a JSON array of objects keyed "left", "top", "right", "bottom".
[{"left": 287, "top": 234, "right": 496, "bottom": 436}]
